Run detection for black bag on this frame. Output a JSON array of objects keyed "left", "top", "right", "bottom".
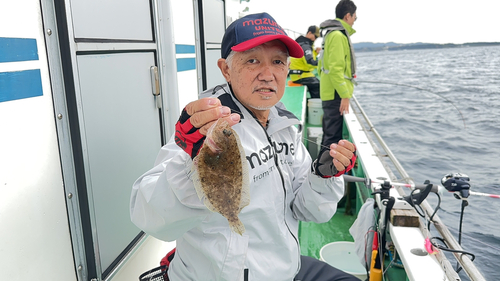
[
  {"left": 138, "top": 265, "right": 168, "bottom": 281},
  {"left": 138, "top": 248, "right": 176, "bottom": 281}
]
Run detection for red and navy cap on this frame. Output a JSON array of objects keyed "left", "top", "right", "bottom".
[{"left": 221, "top": 13, "right": 303, "bottom": 59}]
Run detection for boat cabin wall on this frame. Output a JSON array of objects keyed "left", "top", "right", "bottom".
[
  {"left": 0, "top": 0, "right": 76, "bottom": 280},
  {"left": 1, "top": 0, "right": 242, "bottom": 280}
]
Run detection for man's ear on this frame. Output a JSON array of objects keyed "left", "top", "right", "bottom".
[{"left": 217, "top": 58, "right": 231, "bottom": 82}]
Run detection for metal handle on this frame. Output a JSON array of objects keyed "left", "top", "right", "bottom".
[{"left": 150, "top": 66, "right": 161, "bottom": 108}]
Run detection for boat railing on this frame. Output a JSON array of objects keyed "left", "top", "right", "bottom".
[{"left": 350, "top": 95, "right": 486, "bottom": 281}]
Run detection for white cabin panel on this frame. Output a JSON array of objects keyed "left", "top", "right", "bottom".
[
  {"left": 201, "top": 0, "right": 226, "bottom": 88},
  {"left": 169, "top": 0, "right": 199, "bottom": 112},
  {"left": 202, "top": 0, "right": 225, "bottom": 44},
  {"left": 0, "top": 0, "right": 76, "bottom": 280},
  {"left": 176, "top": 70, "right": 198, "bottom": 110},
  {"left": 205, "top": 48, "right": 226, "bottom": 87},
  {"left": 75, "top": 52, "right": 162, "bottom": 272},
  {"left": 170, "top": 0, "right": 196, "bottom": 45},
  {"left": 70, "top": 0, "right": 153, "bottom": 41}
]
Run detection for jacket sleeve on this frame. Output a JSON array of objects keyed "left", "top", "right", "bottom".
[
  {"left": 289, "top": 131, "right": 344, "bottom": 223},
  {"left": 130, "top": 135, "right": 210, "bottom": 242},
  {"left": 323, "top": 32, "right": 352, "bottom": 98},
  {"left": 300, "top": 41, "right": 318, "bottom": 66}
]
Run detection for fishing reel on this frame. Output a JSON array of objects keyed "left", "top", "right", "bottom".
[{"left": 441, "top": 173, "right": 470, "bottom": 199}]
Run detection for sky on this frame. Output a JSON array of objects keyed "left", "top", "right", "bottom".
[{"left": 242, "top": 0, "right": 500, "bottom": 44}]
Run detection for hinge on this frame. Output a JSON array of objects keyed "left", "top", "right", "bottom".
[{"left": 150, "top": 66, "right": 161, "bottom": 108}]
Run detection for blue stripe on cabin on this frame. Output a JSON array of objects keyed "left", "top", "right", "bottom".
[
  {"left": 176, "top": 58, "right": 196, "bottom": 72},
  {"left": 0, "top": 69, "right": 43, "bottom": 102},
  {"left": 0, "top": 37, "right": 39, "bottom": 63},
  {"left": 175, "top": 44, "right": 195, "bottom": 54}
]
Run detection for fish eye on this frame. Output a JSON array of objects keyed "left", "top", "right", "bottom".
[{"left": 223, "top": 129, "right": 232, "bottom": 136}]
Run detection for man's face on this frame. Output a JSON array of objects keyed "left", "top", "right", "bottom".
[
  {"left": 219, "top": 40, "right": 289, "bottom": 114},
  {"left": 345, "top": 12, "right": 357, "bottom": 27}
]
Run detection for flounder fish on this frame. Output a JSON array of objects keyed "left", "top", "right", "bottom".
[{"left": 192, "top": 119, "right": 250, "bottom": 235}]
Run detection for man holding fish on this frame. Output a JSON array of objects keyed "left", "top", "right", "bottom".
[{"left": 131, "top": 12, "right": 358, "bottom": 281}]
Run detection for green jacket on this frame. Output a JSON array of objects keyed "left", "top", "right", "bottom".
[{"left": 318, "top": 19, "right": 356, "bottom": 100}]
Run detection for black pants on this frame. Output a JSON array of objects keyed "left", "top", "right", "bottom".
[
  {"left": 294, "top": 77, "right": 320, "bottom": 99},
  {"left": 294, "top": 255, "right": 360, "bottom": 281},
  {"left": 319, "top": 94, "right": 343, "bottom": 157}
]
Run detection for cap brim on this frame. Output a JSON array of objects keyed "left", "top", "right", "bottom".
[{"left": 231, "top": 35, "right": 304, "bottom": 58}]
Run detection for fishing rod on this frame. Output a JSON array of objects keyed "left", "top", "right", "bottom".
[
  {"left": 469, "top": 191, "right": 500, "bottom": 199},
  {"left": 343, "top": 174, "right": 443, "bottom": 280},
  {"left": 344, "top": 173, "right": 487, "bottom": 278},
  {"left": 356, "top": 79, "right": 467, "bottom": 129},
  {"left": 442, "top": 173, "right": 500, "bottom": 199},
  {"left": 343, "top": 174, "right": 443, "bottom": 194},
  {"left": 343, "top": 174, "right": 500, "bottom": 199}
]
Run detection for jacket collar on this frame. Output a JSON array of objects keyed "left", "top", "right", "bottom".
[
  {"left": 202, "top": 84, "right": 301, "bottom": 134},
  {"left": 296, "top": 35, "right": 314, "bottom": 45},
  {"left": 336, "top": 18, "right": 356, "bottom": 36}
]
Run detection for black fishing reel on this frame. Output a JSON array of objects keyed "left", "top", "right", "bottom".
[{"left": 441, "top": 173, "right": 470, "bottom": 199}]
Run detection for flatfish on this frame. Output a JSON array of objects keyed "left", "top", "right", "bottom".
[{"left": 192, "top": 119, "right": 250, "bottom": 235}]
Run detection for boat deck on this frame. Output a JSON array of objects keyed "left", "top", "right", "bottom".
[
  {"left": 299, "top": 205, "right": 356, "bottom": 258},
  {"left": 282, "top": 80, "right": 358, "bottom": 257},
  {"left": 282, "top": 81, "right": 407, "bottom": 280}
]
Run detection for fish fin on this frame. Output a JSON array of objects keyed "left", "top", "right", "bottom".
[
  {"left": 235, "top": 132, "right": 251, "bottom": 209},
  {"left": 203, "top": 198, "right": 219, "bottom": 213},
  {"left": 229, "top": 218, "right": 246, "bottom": 235},
  {"left": 191, "top": 157, "right": 205, "bottom": 201},
  {"left": 192, "top": 157, "right": 219, "bottom": 212}
]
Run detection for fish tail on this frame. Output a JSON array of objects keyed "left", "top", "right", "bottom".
[{"left": 229, "top": 218, "right": 246, "bottom": 235}]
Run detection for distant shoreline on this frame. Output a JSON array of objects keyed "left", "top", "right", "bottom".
[{"left": 353, "top": 42, "right": 500, "bottom": 52}]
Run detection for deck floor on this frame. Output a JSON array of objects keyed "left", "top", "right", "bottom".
[
  {"left": 298, "top": 206, "right": 357, "bottom": 259},
  {"left": 281, "top": 84, "right": 306, "bottom": 120},
  {"left": 283, "top": 79, "right": 407, "bottom": 280}
]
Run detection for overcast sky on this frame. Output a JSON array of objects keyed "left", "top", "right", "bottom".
[{"left": 244, "top": 0, "right": 500, "bottom": 44}]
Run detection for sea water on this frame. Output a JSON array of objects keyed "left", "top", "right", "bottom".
[{"left": 355, "top": 45, "right": 500, "bottom": 280}]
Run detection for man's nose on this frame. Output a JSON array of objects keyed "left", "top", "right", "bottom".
[{"left": 258, "top": 64, "right": 274, "bottom": 81}]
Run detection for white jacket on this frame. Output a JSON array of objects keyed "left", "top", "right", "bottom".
[{"left": 130, "top": 84, "right": 345, "bottom": 281}]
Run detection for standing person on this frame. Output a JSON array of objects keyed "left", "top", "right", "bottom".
[
  {"left": 318, "top": 0, "right": 357, "bottom": 157},
  {"left": 289, "top": 25, "right": 321, "bottom": 99},
  {"left": 130, "top": 12, "right": 358, "bottom": 281}
]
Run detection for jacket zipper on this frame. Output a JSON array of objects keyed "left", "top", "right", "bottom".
[
  {"left": 259, "top": 123, "right": 300, "bottom": 251},
  {"left": 233, "top": 94, "right": 301, "bottom": 273}
]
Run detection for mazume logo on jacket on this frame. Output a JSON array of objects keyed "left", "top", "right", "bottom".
[{"left": 246, "top": 140, "right": 295, "bottom": 169}]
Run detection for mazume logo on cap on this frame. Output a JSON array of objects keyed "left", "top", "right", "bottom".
[
  {"left": 239, "top": 17, "right": 286, "bottom": 40},
  {"left": 220, "top": 12, "right": 303, "bottom": 59}
]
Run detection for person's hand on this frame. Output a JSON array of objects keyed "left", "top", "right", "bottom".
[
  {"left": 314, "top": 140, "right": 357, "bottom": 178},
  {"left": 329, "top": 140, "right": 356, "bottom": 174},
  {"left": 315, "top": 47, "right": 322, "bottom": 54},
  {"left": 175, "top": 97, "right": 241, "bottom": 158},
  {"left": 339, "top": 98, "right": 350, "bottom": 115}
]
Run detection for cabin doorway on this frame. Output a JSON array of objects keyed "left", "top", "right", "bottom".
[{"left": 53, "top": 0, "right": 167, "bottom": 280}]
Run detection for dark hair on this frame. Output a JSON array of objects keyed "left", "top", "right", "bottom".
[
  {"left": 307, "top": 25, "right": 320, "bottom": 37},
  {"left": 335, "top": 0, "right": 357, "bottom": 19},
  {"left": 307, "top": 25, "right": 317, "bottom": 34}
]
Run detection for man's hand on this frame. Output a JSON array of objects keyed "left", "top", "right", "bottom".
[
  {"left": 329, "top": 140, "right": 356, "bottom": 174},
  {"left": 339, "top": 98, "right": 350, "bottom": 115},
  {"left": 175, "top": 97, "right": 241, "bottom": 158},
  {"left": 314, "top": 140, "right": 357, "bottom": 178}
]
